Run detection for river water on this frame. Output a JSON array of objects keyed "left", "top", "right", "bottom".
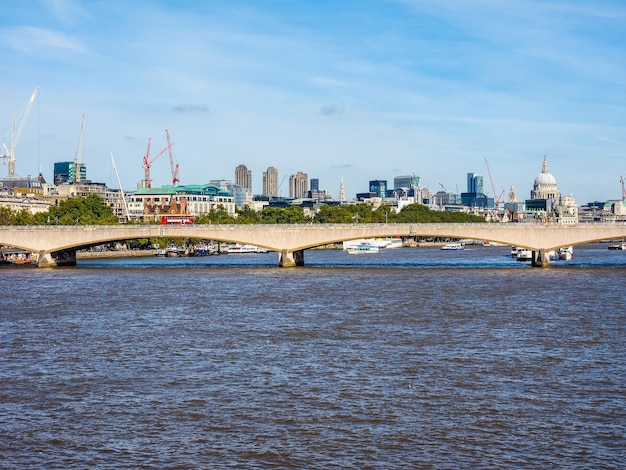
[{"left": 1, "top": 244, "right": 625, "bottom": 468}]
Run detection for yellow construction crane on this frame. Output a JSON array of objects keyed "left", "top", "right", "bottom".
[{"left": 1, "top": 87, "right": 39, "bottom": 176}]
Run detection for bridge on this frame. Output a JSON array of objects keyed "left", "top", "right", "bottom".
[{"left": 1, "top": 223, "right": 625, "bottom": 268}]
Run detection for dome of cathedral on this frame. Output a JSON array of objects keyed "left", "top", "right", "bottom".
[
  {"left": 534, "top": 171, "right": 557, "bottom": 188},
  {"left": 533, "top": 156, "right": 557, "bottom": 189}
]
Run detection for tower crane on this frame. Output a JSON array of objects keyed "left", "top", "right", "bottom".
[
  {"left": 165, "top": 129, "right": 179, "bottom": 185},
  {"left": 484, "top": 157, "right": 504, "bottom": 211},
  {"left": 142, "top": 137, "right": 172, "bottom": 188},
  {"left": 1, "top": 86, "right": 39, "bottom": 176},
  {"left": 621, "top": 176, "right": 625, "bottom": 202},
  {"left": 73, "top": 114, "right": 85, "bottom": 184},
  {"left": 278, "top": 174, "right": 288, "bottom": 196}
]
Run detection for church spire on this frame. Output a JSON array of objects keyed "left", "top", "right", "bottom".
[
  {"left": 339, "top": 176, "right": 345, "bottom": 202},
  {"left": 542, "top": 155, "right": 549, "bottom": 174}
]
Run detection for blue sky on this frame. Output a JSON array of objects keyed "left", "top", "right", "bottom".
[{"left": 1, "top": 0, "right": 625, "bottom": 204}]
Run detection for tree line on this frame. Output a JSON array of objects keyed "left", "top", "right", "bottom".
[{"left": 0, "top": 194, "right": 486, "bottom": 226}]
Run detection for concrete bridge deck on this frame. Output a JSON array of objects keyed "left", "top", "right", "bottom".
[{"left": 1, "top": 223, "right": 625, "bottom": 267}]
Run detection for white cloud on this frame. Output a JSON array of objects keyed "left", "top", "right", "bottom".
[{"left": 4, "top": 26, "right": 88, "bottom": 55}]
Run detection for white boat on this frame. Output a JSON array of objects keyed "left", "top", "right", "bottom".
[
  {"left": 441, "top": 242, "right": 464, "bottom": 250},
  {"left": 558, "top": 246, "right": 574, "bottom": 260},
  {"left": 516, "top": 248, "right": 532, "bottom": 261},
  {"left": 375, "top": 237, "right": 403, "bottom": 249},
  {"left": 343, "top": 238, "right": 375, "bottom": 250},
  {"left": 346, "top": 244, "right": 379, "bottom": 254},
  {"left": 483, "top": 241, "right": 506, "bottom": 247},
  {"left": 154, "top": 245, "right": 181, "bottom": 257},
  {"left": 343, "top": 237, "right": 402, "bottom": 250},
  {"left": 226, "top": 244, "right": 268, "bottom": 254},
  {"left": 608, "top": 241, "right": 626, "bottom": 250}
]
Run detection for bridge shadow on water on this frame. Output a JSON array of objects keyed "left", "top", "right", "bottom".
[{"left": 76, "top": 244, "right": 626, "bottom": 270}]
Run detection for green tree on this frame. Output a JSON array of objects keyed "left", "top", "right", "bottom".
[
  {"left": 395, "top": 203, "right": 484, "bottom": 223},
  {"left": 0, "top": 207, "right": 36, "bottom": 225},
  {"left": 313, "top": 204, "right": 354, "bottom": 223},
  {"left": 202, "top": 205, "right": 236, "bottom": 224},
  {"left": 235, "top": 205, "right": 262, "bottom": 224},
  {"left": 260, "top": 206, "right": 309, "bottom": 224},
  {"left": 36, "top": 194, "right": 119, "bottom": 225}
]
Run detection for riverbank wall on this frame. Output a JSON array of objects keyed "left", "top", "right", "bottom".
[{"left": 77, "top": 249, "right": 155, "bottom": 259}]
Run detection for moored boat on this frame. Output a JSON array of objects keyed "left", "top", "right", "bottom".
[
  {"left": 0, "top": 248, "right": 38, "bottom": 266},
  {"left": 226, "top": 244, "right": 268, "bottom": 254},
  {"left": 608, "top": 241, "right": 626, "bottom": 250},
  {"left": 346, "top": 244, "right": 379, "bottom": 254},
  {"left": 192, "top": 243, "right": 219, "bottom": 256},
  {"left": 516, "top": 248, "right": 533, "bottom": 262},
  {"left": 558, "top": 246, "right": 574, "bottom": 260},
  {"left": 154, "top": 245, "right": 181, "bottom": 257}
]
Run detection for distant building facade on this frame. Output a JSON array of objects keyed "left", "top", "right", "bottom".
[
  {"left": 289, "top": 172, "right": 308, "bottom": 199},
  {"left": 394, "top": 175, "right": 420, "bottom": 191},
  {"left": 210, "top": 179, "right": 251, "bottom": 209},
  {"left": 235, "top": 164, "right": 252, "bottom": 191},
  {"left": 308, "top": 178, "right": 327, "bottom": 200},
  {"left": 369, "top": 180, "right": 387, "bottom": 198},
  {"left": 54, "top": 161, "right": 87, "bottom": 185},
  {"left": 0, "top": 174, "right": 46, "bottom": 196},
  {"left": 461, "top": 172, "right": 493, "bottom": 208},
  {"left": 0, "top": 190, "right": 50, "bottom": 214},
  {"left": 263, "top": 166, "right": 278, "bottom": 196},
  {"left": 128, "top": 184, "right": 235, "bottom": 222}
]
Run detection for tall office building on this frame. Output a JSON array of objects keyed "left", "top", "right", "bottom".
[
  {"left": 54, "top": 161, "right": 87, "bottom": 185},
  {"left": 394, "top": 174, "right": 420, "bottom": 190},
  {"left": 309, "top": 178, "right": 327, "bottom": 200},
  {"left": 263, "top": 166, "right": 278, "bottom": 196},
  {"left": 467, "top": 173, "right": 483, "bottom": 194},
  {"left": 369, "top": 180, "right": 387, "bottom": 198},
  {"left": 235, "top": 164, "right": 252, "bottom": 191},
  {"left": 310, "top": 178, "right": 319, "bottom": 193},
  {"left": 462, "top": 172, "right": 491, "bottom": 208},
  {"left": 289, "top": 171, "right": 308, "bottom": 199}
]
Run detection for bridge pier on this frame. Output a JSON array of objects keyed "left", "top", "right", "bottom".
[
  {"left": 531, "top": 249, "right": 550, "bottom": 268},
  {"left": 278, "top": 249, "right": 304, "bottom": 267},
  {"left": 37, "top": 249, "right": 77, "bottom": 268}
]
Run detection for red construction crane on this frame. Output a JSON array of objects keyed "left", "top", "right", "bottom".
[
  {"left": 165, "top": 129, "right": 179, "bottom": 185},
  {"left": 142, "top": 137, "right": 172, "bottom": 188}
]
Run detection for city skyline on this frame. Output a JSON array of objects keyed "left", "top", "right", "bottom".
[{"left": 1, "top": 1, "right": 625, "bottom": 204}]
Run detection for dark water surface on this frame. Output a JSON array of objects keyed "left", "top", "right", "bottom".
[{"left": 1, "top": 245, "right": 625, "bottom": 468}]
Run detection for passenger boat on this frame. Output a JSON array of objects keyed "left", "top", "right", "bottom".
[
  {"left": 226, "top": 244, "right": 268, "bottom": 254},
  {"left": 558, "top": 246, "right": 574, "bottom": 260},
  {"left": 346, "top": 244, "right": 379, "bottom": 254},
  {"left": 608, "top": 241, "right": 626, "bottom": 250},
  {"left": 441, "top": 242, "right": 464, "bottom": 250},
  {"left": 516, "top": 249, "right": 532, "bottom": 262}
]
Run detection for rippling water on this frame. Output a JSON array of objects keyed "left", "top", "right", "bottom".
[{"left": 1, "top": 244, "right": 625, "bottom": 468}]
